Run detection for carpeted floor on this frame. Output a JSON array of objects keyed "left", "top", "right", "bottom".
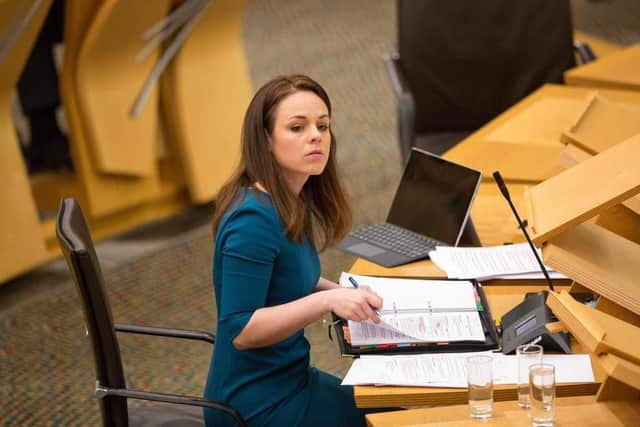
[
  {"left": 1, "top": 1, "right": 398, "bottom": 425},
  {"left": 1, "top": 1, "right": 638, "bottom": 425}
]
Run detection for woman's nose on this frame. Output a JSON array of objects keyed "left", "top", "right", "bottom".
[{"left": 310, "top": 126, "right": 322, "bottom": 142}]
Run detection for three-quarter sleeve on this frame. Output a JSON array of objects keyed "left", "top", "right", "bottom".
[{"left": 216, "top": 207, "right": 281, "bottom": 340}]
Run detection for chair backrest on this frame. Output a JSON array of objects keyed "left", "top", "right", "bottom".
[
  {"left": 398, "top": 0, "right": 575, "bottom": 133},
  {"left": 56, "top": 198, "right": 129, "bottom": 426}
]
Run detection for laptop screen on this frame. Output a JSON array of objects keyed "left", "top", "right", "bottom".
[{"left": 386, "top": 148, "right": 482, "bottom": 245}]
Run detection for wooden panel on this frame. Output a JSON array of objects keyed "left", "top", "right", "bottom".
[
  {"left": 558, "top": 143, "right": 640, "bottom": 218},
  {"left": 0, "top": 0, "right": 52, "bottom": 283},
  {"left": 30, "top": 172, "right": 82, "bottom": 213},
  {"left": 596, "top": 204, "right": 640, "bottom": 245},
  {"left": 162, "top": 0, "right": 252, "bottom": 203},
  {"left": 366, "top": 396, "right": 640, "bottom": 427},
  {"left": 596, "top": 297, "right": 640, "bottom": 328},
  {"left": 599, "top": 354, "right": 640, "bottom": 392},
  {"left": 444, "top": 84, "right": 640, "bottom": 183},
  {"left": 565, "top": 44, "right": 640, "bottom": 91},
  {"left": 484, "top": 97, "right": 585, "bottom": 146},
  {"left": 561, "top": 94, "right": 640, "bottom": 155},
  {"left": 547, "top": 291, "right": 640, "bottom": 365},
  {"left": 525, "top": 134, "right": 640, "bottom": 243},
  {"left": 543, "top": 223, "right": 640, "bottom": 316},
  {"left": 61, "top": 0, "right": 184, "bottom": 218},
  {"left": 75, "top": 0, "right": 172, "bottom": 176}
]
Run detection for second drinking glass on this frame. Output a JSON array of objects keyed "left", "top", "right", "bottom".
[
  {"left": 467, "top": 355, "right": 493, "bottom": 419},
  {"left": 516, "top": 344, "right": 543, "bottom": 408}
]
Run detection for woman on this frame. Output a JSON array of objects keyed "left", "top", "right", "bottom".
[{"left": 204, "top": 75, "right": 383, "bottom": 426}]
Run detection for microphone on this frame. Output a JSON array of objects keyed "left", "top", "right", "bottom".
[{"left": 492, "top": 171, "right": 555, "bottom": 292}]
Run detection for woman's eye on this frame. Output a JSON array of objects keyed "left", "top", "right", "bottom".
[
  {"left": 290, "top": 125, "right": 303, "bottom": 132},
  {"left": 318, "top": 124, "right": 330, "bottom": 132}
]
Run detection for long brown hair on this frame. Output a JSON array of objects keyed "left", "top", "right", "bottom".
[{"left": 212, "top": 75, "right": 352, "bottom": 251}]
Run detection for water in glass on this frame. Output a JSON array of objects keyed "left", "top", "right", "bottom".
[
  {"left": 530, "top": 364, "right": 555, "bottom": 427},
  {"left": 468, "top": 382, "right": 493, "bottom": 419},
  {"left": 467, "top": 355, "right": 493, "bottom": 419}
]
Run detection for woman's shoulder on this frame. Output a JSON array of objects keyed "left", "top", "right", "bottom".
[{"left": 220, "top": 188, "right": 279, "bottom": 230}]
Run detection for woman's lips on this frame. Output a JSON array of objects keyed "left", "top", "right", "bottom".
[{"left": 305, "top": 150, "right": 324, "bottom": 158}]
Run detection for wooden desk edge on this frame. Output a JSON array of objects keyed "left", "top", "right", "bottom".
[{"left": 355, "top": 380, "right": 601, "bottom": 408}]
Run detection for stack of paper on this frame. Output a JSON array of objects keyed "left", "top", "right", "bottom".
[
  {"left": 428, "top": 243, "right": 567, "bottom": 281},
  {"left": 338, "top": 273, "right": 485, "bottom": 345},
  {"left": 341, "top": 352, "right": 594, "bottom": 387}
]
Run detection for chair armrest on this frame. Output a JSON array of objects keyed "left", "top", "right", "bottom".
[
  {"left": 384, "top": 53, "right": 416, "bottom": 164},
  {"left": 574, "top": 40, "right": 597, "bottom": 64},
  {"left": 95, "top": 382, "right": 246, "bottom": 427},
  {"left": 114, "top": 323, "right": 215, "bottom": 344}
]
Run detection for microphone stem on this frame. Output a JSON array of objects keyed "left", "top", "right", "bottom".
[{"left": 502, "top": 187, "right": 555, "bottom": 292}]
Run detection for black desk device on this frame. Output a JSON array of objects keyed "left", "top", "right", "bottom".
[
  {"left": 492, "top": 171, "right": 570, "bottom": 355},
  {"left": 501, "top": 291, "right": 571, "bottom": 354}
]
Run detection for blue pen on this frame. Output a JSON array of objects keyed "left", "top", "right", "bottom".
[
  {"left": 349, "top": 276, "right": 381, "bottom": 316},
  {"left": 348, "top": 276, "right": 360, "bottom": 288}
]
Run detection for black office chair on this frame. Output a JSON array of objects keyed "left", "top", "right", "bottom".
[
  {"left": 56, "top": 198, "right": 246, "bottom": 427},
  {"left": 386, "top": 0, "right": 595, "bottom": 164}
]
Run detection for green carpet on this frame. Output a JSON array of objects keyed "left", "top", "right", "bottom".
[{"left": 1, "top": 1, "right": 398, "bottom": 425}]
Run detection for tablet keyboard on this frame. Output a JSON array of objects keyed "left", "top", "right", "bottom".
[{"left": 351, "top": 223, "right": 442, "bottom": 258}]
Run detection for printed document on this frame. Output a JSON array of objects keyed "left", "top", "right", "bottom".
[
  {"left": 428, "top": 243, "right": 567, "bottom": 281},
  {"left": 338, "top": 273, "right": 485, "bottom": 345},
  {"left": 341, "top": 353, "right": 594, "bottom": 387}
]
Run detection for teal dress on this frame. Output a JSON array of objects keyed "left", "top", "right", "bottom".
[{"left": 204, "top": 188, "right": 367, "bottom": 426}]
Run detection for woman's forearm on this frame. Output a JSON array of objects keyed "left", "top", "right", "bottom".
[
  {"left": 232, "top": 291, "right": 330, "bottom": 349},
  {"left": 233, "top": 279, "right": 382, "bottom": 350}
]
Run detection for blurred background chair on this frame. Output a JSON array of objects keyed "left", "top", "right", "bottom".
[
  {"left": 56, "top": 198, "right": 245, "bottom": 427},
  {"left": 386, "top": 0, "right": 594, "bottom": 164}
]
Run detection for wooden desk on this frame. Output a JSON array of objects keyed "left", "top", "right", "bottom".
[
  {"left": 443, "top": 84, "right": 640, "bottom": 183},
  {"left": 366, "top": 396, "right": 640, "bottom": 427},
  {"left": 352, "top": 282, "right": 602, "bottom": 408},
  {"left": 565, "top": 44, "right": 640, "bottom": 92},
  {"left": 349, "top": 179, "right": 597, "bottom": 408}
]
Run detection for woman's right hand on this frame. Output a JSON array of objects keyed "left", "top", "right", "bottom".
[{"left": 324, "top": 286, "right": 383, "bottom": 323}]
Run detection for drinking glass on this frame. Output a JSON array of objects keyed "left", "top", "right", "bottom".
[
  {"left": 529, "top": 364, "right": 556, "bottom": 426},
  {"left": 517, "top": 344, "right": 543, "bottom": 408},
  {"left": 467, "top": 355, "right": 493, "bottom": 419}
]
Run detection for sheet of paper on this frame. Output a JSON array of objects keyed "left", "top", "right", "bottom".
[
  {"left": 428, "top": 243, "right": 559, "bottom": 280},
  {"left": 348, "top": 311, "right": 486, "bottom": 345},
  {"left": 338, "top": 273, "right": 485, "bottom": 344},
  {"left": 341, "top": 353, "right": 595, "bottom": 387},
  {"left": 339, "top": 273, "right": 478, "bottom": 312},
  {"left": 342, "top": 352, "right": 489, "bottom": 387}
]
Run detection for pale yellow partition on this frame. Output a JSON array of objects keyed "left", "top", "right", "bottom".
[
  {"left": 61, "top": 0, "right": 184, "bottom": 218},
  {"left": 543, "top": 223, "right": 640, "bottom": 316},
  {"left": 163, "top": 0, "right": 252, "bottom": 203},
  {"left": 562, "top": 94, "right": 640, "bottom": 154},
  {"left": 525, "top": 134, "right": 640, "bottom": 244},
  {"left": 75, "top": 0, "right": 172, "bottom": 177},
  {"left": 444, "top": 85, "right": 640, "bottom": 183},
  {"left": 565, "top": 44, "right": 640, "bottom": 91},
  {"left": 0, "top": 0, "right": 52, "bottom": 283}
]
